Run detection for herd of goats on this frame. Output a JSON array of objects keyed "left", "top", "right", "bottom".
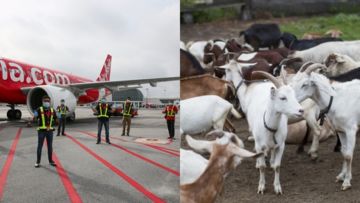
[{"left": 179, "top": 23, "right": 360, "bottom": 202}]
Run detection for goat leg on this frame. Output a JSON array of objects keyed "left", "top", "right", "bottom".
[
  {"left": 224, "top": 118, "right": 236, "bottom": 133},
  {"left": 334, "top": 133, "right": 341, "bottom": 152},
  {"left": 297, "top": 122, "right": 310, "bottom": 154}
]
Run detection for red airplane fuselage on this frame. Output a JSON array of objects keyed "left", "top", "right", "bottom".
[{"left": 0, "top": 57, "right": 99, "bottom": 104}]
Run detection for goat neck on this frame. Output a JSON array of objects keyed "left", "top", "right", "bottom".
[
  {"left": 311, "top": 81, "right": 334, "bottom": 112},
  {"left": 264, "top": 99, "right": 282, "bottom": 133},
  {"left": 180, "top": 145, "right": 233, "bottom": 203}
]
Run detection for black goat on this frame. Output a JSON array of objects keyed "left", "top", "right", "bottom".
[
  {"left": 239, "top": 23, "right": 281, "bottom": 51},
  {"left": 281, "top": 32, "right": 342, "bottom": 51}
]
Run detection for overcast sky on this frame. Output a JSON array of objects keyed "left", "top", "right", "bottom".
[{"left": 0, "top": 0, "right": 179, "bottom": 98}]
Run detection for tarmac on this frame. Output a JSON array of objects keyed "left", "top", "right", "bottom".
[{"left": 0, "top": 106, "right": 179, "bottom": 202}]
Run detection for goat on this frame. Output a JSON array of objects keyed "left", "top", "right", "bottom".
[
  {"left": 180, "top": 41, "right": 186, "bottom": 50},
  {"left": 180, "top": 131, "right": 261, "bottom": 203},
  {"left": 325, "top": 29, "right": 343, "bottom": 38},
  {"left": 220, "top": 60, "right": 304, "bottom": 194},
  {"left": 180, "top": 95, "right": 242, "bottom": 136},
  {"left": 288, "top": 40, "right": 360, "bottom": 63},
  {"left": 323, "top": 53, "right": 360, "bottom": 77},
  {"left": 237, "top": 50, "right": 284, "bottom": 67},
  {"left": 239, "top": 23, "right": 282, "bottom": 51},
  {"left": 302, "top": 29, "right": 343, "bottom": 40},
  {"left": 288, "top": 62, "right": 360, "bottom": 191},
  {"left": 187, "top": 40, "right": 212, "bottom": 67},
  {"left": 302, "top": 32, "right": 323, "bottom": 40},
  {"left": 281, "top": 32, "right": 342, "bottom": 51},
  {"left": 180, "top": 49, "right": 207, "bottom": 78},
  {"left": 180, "top": 74, "right": 238, "bottom": 132},
  {"left": 225, "top": 38, "right": 254, "bottom": 52},
  {"left": 180, "top": 74, "right": 234, "bottom": 100}
]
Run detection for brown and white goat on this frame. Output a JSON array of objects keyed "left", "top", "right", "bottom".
[{"left": 180, "top": 131, "right": 261, "bottom": 203}]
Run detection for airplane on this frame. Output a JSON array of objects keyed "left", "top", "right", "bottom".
[{"left": 0, "top": 54, "right": 179, "bottom": 120}]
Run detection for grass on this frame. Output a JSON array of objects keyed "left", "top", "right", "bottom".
[
  {"left": 192, "top": 7, "right": 238, "bottom": 23},
  {"left": 280, "top": 13, "right": 360, "bottom": 40}
]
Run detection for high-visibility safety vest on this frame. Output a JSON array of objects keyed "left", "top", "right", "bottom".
[
  {"left": 123, "top": 103, "right": 132, "bottom": 116},
  {"left": 166, "top": 106, "right": 175, "bottom": 117},
  {"left": 98, "top": 103, "right": 109, "bottom": 118},
  {"left": 58, "top": 106, "right": 67, "bottom": 115},
  {"left": 37, "top": 107, "right": 54, "bottom": 130}
]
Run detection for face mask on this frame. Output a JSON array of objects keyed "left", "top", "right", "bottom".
[{"left": 43, "top": 102, "right": 50, "bottom": 108}]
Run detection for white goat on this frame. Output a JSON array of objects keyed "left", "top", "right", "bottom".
[
  {"left": 180, "top": 131, "right": 260, "bottom": 203},
  {"left": 180, "top": 95, "right": 242, "bottom": 136},
  {"left": 289, "top": 63, "right": 360, "bottom": 190},
  {"left": 220, "top": 60, "right": 304, "bottom": 194},
  {"left": 289, "top": 40, "right": 360, "bottom": 63},
  {"left": 323, "top": 53, "right": 360, "bottom": 76},
  {"left": 180, "top": 41, "right": 187, "bottom": 50}
]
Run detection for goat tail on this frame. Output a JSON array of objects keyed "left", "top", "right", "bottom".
[{"left": 231, "top": 107, "right": 242, "bottom": 119}]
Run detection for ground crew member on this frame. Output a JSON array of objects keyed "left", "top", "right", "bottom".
[
  {"left": 95, "top": 98, "right": 112, "bottom": 144},
  {"left": 33, "top": 96, "right": 57, "bottom": 168},
  {"left": 122, "top": 97, "right": 133, "bottom": 136},
  {"left": 162, "top": 102, "right": 178, "bottom": 140},
  {"left": 56, "top": 99, "right": 69, "bottom": 136}
]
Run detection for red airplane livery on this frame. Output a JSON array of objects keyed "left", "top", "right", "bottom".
[{"left": 0, "top": 54, "right": 178, "bottom": 120}]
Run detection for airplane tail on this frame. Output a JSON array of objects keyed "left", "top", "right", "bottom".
[{"left": 96, "top": 54, "right": 112, "bottom": 81}]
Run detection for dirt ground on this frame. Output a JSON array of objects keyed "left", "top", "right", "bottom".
[
  {"left": 181, "top": 18, "right": 360, "bottom": 202},
  {"left": 181, "top": 118, "right": 360, "bottom": 203},
  {"left": 181, "top": 17, "right": 299, "bottom": 42}
]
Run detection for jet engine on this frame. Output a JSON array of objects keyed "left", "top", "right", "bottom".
[{"left": 27, "top": 85, "right": 77, "bottom": 120}]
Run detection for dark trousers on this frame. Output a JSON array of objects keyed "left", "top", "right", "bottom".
[
  {"left": 122, "top": 117, "right": 131, "bottom": 135},
  {"left": 37, "top": 131, "right": 54, "bottom": 164},
  {"left": 97, "top": 119, "right": 110, "bottom": 142},
  {"left": 57, "top": 116, "right": 66, "bottom": 135},
  {"left": 167, "top": 120, "right": 175, "bottom": 138}
]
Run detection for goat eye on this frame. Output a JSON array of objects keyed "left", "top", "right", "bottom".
[
  {"left": 301, "top": 84, "right": 308, "bottom": 88},
  {"left": 280, "top": 97, "right": 287, "bottom": 101}
]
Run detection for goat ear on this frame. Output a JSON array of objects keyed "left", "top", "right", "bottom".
[
  {"left": 185, "top": 135, "right": 213, "bottom": 154},
  {"left": 235, "top": 148, "right": 263, "bottom": 158},
  {"left": 270, "top": 87, "right": 276, "bottom": 99}
]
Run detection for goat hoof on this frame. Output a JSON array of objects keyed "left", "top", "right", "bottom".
[
  {"left": 308, "top": 152, "right": 318, "bottom": 161},
  {"left": 341, "top": 183, "right": 351, "bottom": 191},
  {"left": 257, "top": 185, "right": 265, "bottom": 194},
  {"left": 274, "top": 185, "right": 282, "bottom": 195}
]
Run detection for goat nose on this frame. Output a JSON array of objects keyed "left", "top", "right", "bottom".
[{"left": 299, "top": 109, "right": 304, "bottom": 114}]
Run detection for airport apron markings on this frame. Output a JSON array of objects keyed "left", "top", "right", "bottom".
[
  {"left": 0, "top": 128, "right": 21, "bottom": 200},
  {"left": 76, "top": 131, "right": 180, "bottom": 176},
  {"left": 52, "top": 153, "right": 83, "bottom": 203},
  {"left": 141, "top": 144, "right": 179, "bottom": 157},
  {"left": 64, "top": 133, "right": 165, "bottom": 203},
  {"left": 107, "top": 135, "right": 179, "bottom": 157},
  {"left": 77, "top": 130, "right": 179, "bottom": 155}
]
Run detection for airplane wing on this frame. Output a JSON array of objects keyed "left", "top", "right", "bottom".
[
  {"left": 67, "top": 76, "right": 179, "bottom": 90},
  {"left": 21, "top": 76, "right": 179, "bottom": 95}
]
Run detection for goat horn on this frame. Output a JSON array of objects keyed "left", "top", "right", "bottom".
[
  {"left": 298, "top": 61, "right": 314, "bottom": 73},
  {"left": 280, "top": 65, "right": 288, "bottom": 85},
  {"left": 305, "top": 63, "right": 327, "bottom": 75},
  {"left": 279, "top": 57, "right": 302, "bottom": 67},
  {"left": 251, "top": 71, "right": 282, "bottom": 88}
]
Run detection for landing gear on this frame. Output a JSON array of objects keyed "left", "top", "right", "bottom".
[{"left": 7, "top": 104, "right": 22, "bottom": 120}]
